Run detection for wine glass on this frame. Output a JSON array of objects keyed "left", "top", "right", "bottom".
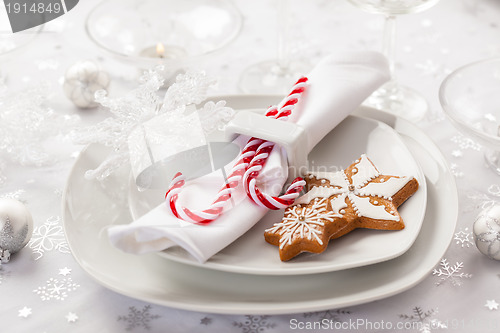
[
  {"left": 86, "top": 0, "right": 242, "bottom": 82},
  {"left": 440, "top": 57, "right": 500, "bottom": 175},
  {"left": 238, "top": 0, "right": 310, "bottom": 94},
  {"left": 347, "top": 0, "right": 440, "bottom": 122}
]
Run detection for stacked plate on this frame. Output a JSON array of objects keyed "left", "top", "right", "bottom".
[{"left": 63, "top": 96, "right": 458, "bottom": 314}]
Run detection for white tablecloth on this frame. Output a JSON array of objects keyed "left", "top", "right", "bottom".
[{"left": 1, "top": 0, "right": 500, "bottom": 332}]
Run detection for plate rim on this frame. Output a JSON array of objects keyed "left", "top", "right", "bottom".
[{"left": 62, "top": 96, "right": 458, "bottom": 314}]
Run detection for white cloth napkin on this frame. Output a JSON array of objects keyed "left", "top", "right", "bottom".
[
  {"left": 292, "top": 51, "right": 391, "bottom": 151},
  {"left": 107, "top": 51, "right": 390, "bottom": 263}
]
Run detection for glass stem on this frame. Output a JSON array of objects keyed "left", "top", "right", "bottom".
[
  {"left": 382, "top": 15, "right": 397, "bottom": 81},
  {"left": 276, "top": 0, "right": 290, "bottom": 72}
]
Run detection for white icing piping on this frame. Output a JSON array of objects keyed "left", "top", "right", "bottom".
[
  {"left": 351, "top": 154, "right": 380, "bottom": 188},
  {"left": 294, "top": 186, "right": 344, "bottom": 206},
  {"left": 266, "top": 198, "right": 336, "bottom": 249}
]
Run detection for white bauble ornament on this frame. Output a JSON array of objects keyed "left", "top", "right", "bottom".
[
  {"left": 473, "top": 204, "right": 500, "bottom": 260},
  {"left": 63, "top": 60, "right": 110, "bottom": 109},
  {"left": 0, "top": 198, "right": 34, "bottom": 263}
]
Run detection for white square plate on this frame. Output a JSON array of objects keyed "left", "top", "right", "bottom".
[{"left": 128, "top": 96, "right": 427, "bottom": 275}]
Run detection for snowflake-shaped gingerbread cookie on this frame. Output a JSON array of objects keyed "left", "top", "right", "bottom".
[{"left": 264, "top": 154, "right": 419, "bottom": 261}]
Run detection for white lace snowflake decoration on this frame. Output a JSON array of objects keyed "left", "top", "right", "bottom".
[
  {"left": 71, "top": 68, "right": 231, "bottom": 180},
  {"left": 29, "top": 216, "right": 70, "bottom": 260},
  {"left": 198, "top": 100, "right": 235, "bottom": 134},
  {"left": 0, "top": 83, "right": 79, "bottom": 167}
]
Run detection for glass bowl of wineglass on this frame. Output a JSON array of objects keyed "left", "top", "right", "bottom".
[
  {"left": 86, "top": 0, "right": 242, "bottom": 80},
  {"left": 238, "top": 0, "right": 311, "bottom": 94},
  {"left": 440, "top": 57, "right": 500, "bottom": 175},
  {"left": 347, "top": 0, "right": 440, "bottom": 122}
]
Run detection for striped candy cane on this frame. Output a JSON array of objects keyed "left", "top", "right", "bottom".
[
  {"left": 165, "top": 77, "right": 309, "bottom": 223},
  {"left": 242, "top": 77, "right": 308, "bottom": 209},
  {"left": 165, "top": 137, "right": 264, "bottom": 223}
]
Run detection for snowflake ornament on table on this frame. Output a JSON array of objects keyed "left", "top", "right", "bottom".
[
  {"left": 432, "top": 258, "right": 472, "bottom": 286},
  {"left": 303, "top": 309, "right": 351, "bottom": 322},
  {"left": 0, "top": 189, "right": 26, "bottom": 202},
  {"left": 33, "top": 276, "right": 80, "bottom": 301},
  {"left": 450, "top": 134, "right": 481, "bottom": 151},
  {"left": 484, "top": 299, "right": 499, "bottom": 310},
  {"left": 71, "top": 68, "right": 227, "bottom": 181},
  {"left": 454, "top": 227, "right": 474, "bottom": 248},
  {"left": 0, "top": 83, "right": 79, "bottom": 168},
  {"left": 399, "top": 307, "right": 447, "bottom": 333},
  {"left": 65, "top": 312, "right": 78, "bottom": 323},
  {"left": 233, "top": 315, "right": 276, "bottom": 333},
  {"left": 464, "top": 184, "right": 500, "bottom": 213},
  {"left": 485, "top": 299, "right": 499, "bottom": 310},
  {"left": 200, "top": 317, "right": 213, "bottom": 326},
  {"left": 18, "top": 306, "right": 32, "bottom": 318},
  {"left": 117, "top": 305, "right": 161, "bottom": 331}
]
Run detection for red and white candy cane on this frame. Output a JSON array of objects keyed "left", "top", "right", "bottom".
[
  {"left": 165, "top": 77, "right": 309, "bottom": 223},
  {"left": 242, "top": 77, "right": 308, "bottom": 209},
  {"left": 165, "top": 137, "right": 263, "bottom": 223}
]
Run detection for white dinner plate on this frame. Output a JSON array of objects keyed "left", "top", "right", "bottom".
[
  {"left": 63, "top": 97, "right": 457, "bottom": 314},
  {"left": 128, "top": 101, "right": 427, "bottom": 275}
]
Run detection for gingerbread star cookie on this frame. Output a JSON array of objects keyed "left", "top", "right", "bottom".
[{"left": 264, "top": 154, "right": 419, "bottom": 261}]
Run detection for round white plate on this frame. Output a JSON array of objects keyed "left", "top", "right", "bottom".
[
  {"left": 128, "top": 103, "right": 427, "bottom": 275},
  {"left": 63, "top": 97, "right": 457, "bottom": 314}
]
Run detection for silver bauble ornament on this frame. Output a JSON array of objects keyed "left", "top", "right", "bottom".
[
  {"left": 0, "top": 198, "right": 34, "bottom": 263},
  {"left": 473, "top": 204, "right": 500, "bottom": 260},
  {"left": 63, "top": 60, "right": 110, "bottom": 109}
]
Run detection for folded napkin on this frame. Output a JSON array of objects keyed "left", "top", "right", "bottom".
[
  {"left": 107, "top": 51, "right": 390, "bottom": 263},
  {"left": 292, "top": 51, "right": 390, "bottom": 151}
]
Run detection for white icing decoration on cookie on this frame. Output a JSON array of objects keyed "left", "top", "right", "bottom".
[
  {"left": 351, "top": 154, "right": 379, "bottom": 188},
  {"left": 356, "top": 176, "right": 412, "bottom": 199},
  {"left": 307, "top": 171, "right": 348, "bottom": 188},
  {"left": 294, "top": 186, "right": 344, "bottom": 206},
  {"left": 348, "top": 195, "right": 400, "bottom": 221},
  {"left": 330, "top": 193, "right": 348, "bottom": 216},
  {"left": 319, "top": 170, "right": 401, "bottom": 221},
  {"left": 265, "top": 198, "right": 336, "bottom": 249},
  {"left": 304, "top": 155, "right": 411, "bottom": 222}
]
